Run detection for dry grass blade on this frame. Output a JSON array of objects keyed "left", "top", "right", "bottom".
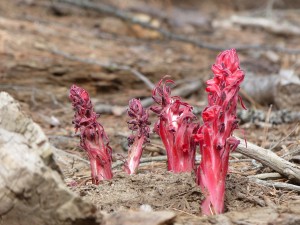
[{"left": 270, "top": 123, "right": 299, "bottom": 150}]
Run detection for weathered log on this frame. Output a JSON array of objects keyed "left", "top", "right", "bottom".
[{"left": 0, "top": 92, "right": 101, "bottom": 225}]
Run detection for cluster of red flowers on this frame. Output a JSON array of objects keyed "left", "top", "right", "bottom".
[
  {"left": 69, "top": 49, "right": 245, "bottom": 215},
  {"left": 69, "top": 85, "right": 113, "bottom": 184},
  {"left": 150, "top": 77, "right": 199, "bottom": 173},
  {"left": 194, "top": 49, "right": 246, "bottom": 214},
  {"left": 125, "top": 98, "right": 151, "bottom": 174}
]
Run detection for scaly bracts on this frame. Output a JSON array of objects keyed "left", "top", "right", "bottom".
[
  {"left": 194, "top": 49, "right": 246, "bottom": 215},
  {"left": 69, "top": 85, "right": 113, "bottom": 184},
  {"left": 151, "top": 77, "right": 199, "bottom": 173},
  {"left": 124, "top": 99, "right": 150, "bottom": 174}
]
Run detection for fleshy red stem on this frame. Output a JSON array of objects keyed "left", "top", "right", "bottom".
[
  {"left": 159, "top": 120, "right": 196, "bottom": 172},
  {"left": 124, "top": 98, "right": 150, "bottom": 174},
  {"left": 125, "top": 136, "right": 145, "bottom": 174},
  {"left": 151, "top": 77, "right": 198, "bottom": 173},
  {"left": 195, "top": 49, "right": 246, "bottom": 215},
  {"left": 69, "top": 84, "right": 113, "bottom": 184}
]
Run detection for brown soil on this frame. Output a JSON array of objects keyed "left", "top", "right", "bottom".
[
  {"left": 75, "top": 171, "right": 202, "bottom": 214},
  {"left": 1, "top": 0, "right": 300, "bottom": 224},
  {"left": 69, "top": 170, "right": 297, "bottom": 218}
]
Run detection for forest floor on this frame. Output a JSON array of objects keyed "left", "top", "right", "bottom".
[{"left": 1, "top": 0, "right": 300, "bottom": 224}]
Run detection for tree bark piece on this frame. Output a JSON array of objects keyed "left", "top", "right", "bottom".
[
  {"left": 0, "top": 92, "right": 101, "bottom": 225},
  {"left": 235, "top": 136, "right": 300, "bottom": 184}
]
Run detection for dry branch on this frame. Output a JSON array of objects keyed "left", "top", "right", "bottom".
[
  {"left": 58, "top": 0, "right": 300, "bottom": 54},
  {"left": 250, "top": 178, "right": 300, "bottom": 192},
  {"left": 95, "top": 79, "right": 202, "bottom": 115},
  {"left": 249, "top": 172, "right": 282, "bottom": 180},
  {"left": 236, "top": 136, "right": 300, "bottom": 184},
  {"left": 112, "top": 156, "right": 168, "bottom": 169},
  {"left": 230, "top": 15, "right": 300, "bottom": 36},
  {"left": 112, "top": 155, "right": 255, "bottom": 170}
]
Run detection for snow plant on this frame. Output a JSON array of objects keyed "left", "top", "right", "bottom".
[
  {"left": 151, "top": 77, "right": 199, "bottom": 173},
  {"left": 194, "top": 49, "right": 246, "bottom": 215},
  {"left": 124, "top": 98, "right": 151, "bottom": 174},
  {"left": 69, "top": 85, "right": 113, "bottom": 184}
]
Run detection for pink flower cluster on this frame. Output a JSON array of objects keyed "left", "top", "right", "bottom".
[
  {"left": 69, "top": 85, "right": 113, "bottom": 184},
  {"left": 125, "top": 98, "right": 151, "bottom": 174},
  {"left": 69, "top": 49, "right": 246, "bottom": 215},
  {"left": 194, "top": 49, "right": 246, "bottom": 215},
  {"left": 150, "top": 77, "right": 199, "bottom": 173}
]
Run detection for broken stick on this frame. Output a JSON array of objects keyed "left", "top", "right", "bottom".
[
  {"left": 95, "top": 80, "right": 202, "bottom": 115},
  {"left": 250, "top": 178, "right": 300, "bottom": 192},
  {"left": 236, "top": 136, "right": 300, "bottom": 184}
]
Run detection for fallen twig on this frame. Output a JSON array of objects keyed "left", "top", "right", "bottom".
[
  {"left": 248, "top": 172, "right": 282, "bottom": 180},
  {"left": 230, "top": 15, "right": 300, "bottom": 36},
  {"left": 58, "top": 0, "right": 300, "bottom": 54},
  {"left": 270, "top": 123, "right": 299, "bottom": 150},
  {"left": 236, "top": 136, "right": 300, "bottom": 184},
  {"left": 95, "top": 80, "right": 202, "bottom": 115},
  {"left": 250, "top": 178, "right": 300, "bottom": 192},
  {"left": 112, "top": 155, "right": 168, "bottom": 169},
  {"left": 113, "top": 155, "right": 256, "bottom": 170},
  {"left": 282, "top": 148, "right": 300, "bottom": 159}
]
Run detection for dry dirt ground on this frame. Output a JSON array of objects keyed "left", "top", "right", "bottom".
[{"left": 1, "top": 0, "right": 300, "bottom": 224}]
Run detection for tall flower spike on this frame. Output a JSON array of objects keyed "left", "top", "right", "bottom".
[
  {"left": 150, "top": 76, "right": 199, "bottom": 173},
  {"left": 195, "top": 49, "right": 246, "bottom": 215},
  {"left": 124, "top": 98, "right": 150, "bottom": 174},
  {"left": 69, "top": 85, "right": 113, "bottom": 184}
]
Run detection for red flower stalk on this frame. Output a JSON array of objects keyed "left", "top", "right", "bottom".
[
  {"left": 194, "top": 49, "right": 246, "bottom": 215},
  {"left": 124, "top": 99, "right": 150, "bottom": 174},
  {"left": 69, "top": 85, "right": 113, "bottom": 184},
  {"left": 150, "top": 77, "right": 199, "bottom": 173}
]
